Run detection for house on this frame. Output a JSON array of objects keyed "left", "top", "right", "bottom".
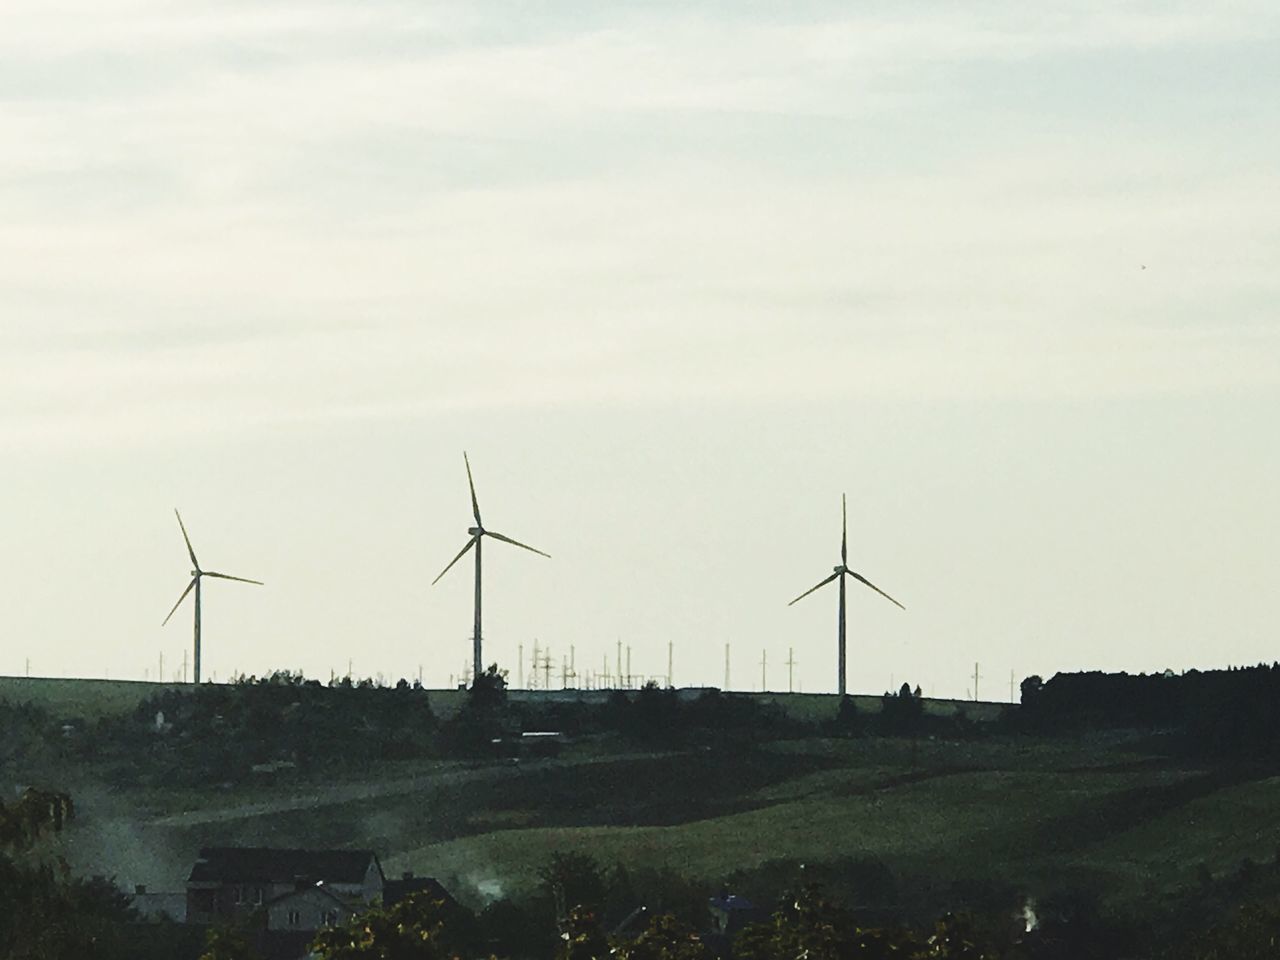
[
  {"left": 186, "top": 846, "right": 385, "bottom": 925},
  {"left": 264, "top": 883, "right": 361, "bottom": 932}
]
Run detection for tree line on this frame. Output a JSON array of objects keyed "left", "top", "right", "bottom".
[{"left": 1018, "top": 665, "right": 1280, "bottom": 756}]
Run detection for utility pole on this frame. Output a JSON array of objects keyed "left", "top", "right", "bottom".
[
  {"left": 973, "top": 662, "right": 981, "bottom": 702},
  {"left": 570, "top": 645, "right": 576, "bottom": 689},
  {"left": 760, "top": 649, "right": 767, "bottom": 692},
  {"left": 518, "top": 643, "right": 524, "bottom": 688},
  {"left": 786, "top": 648, "right": 796, "bottom": 694},
  {"left": 724, "top": 643, "right": 730, "bottom": 690},
  {"left": 667, "top": 641, "right": 674, "bottom": 688},
  {"left": 541, "top": 649, "right": 552, "bottom": 690},
  {"left": 602, "top": 653, "right": 609, "bottom": 689},
  {"left": 530, "top": 640, "right": 540, "bottom": 690},
  {"left": 616, "top": 640, "right": 623, "bottom": 689},
  {"left": 626, "top": 645, "right": 632, "bottom": 689},
  {"left": 182, "top": 649, "right": 188, "bottom": 684}
]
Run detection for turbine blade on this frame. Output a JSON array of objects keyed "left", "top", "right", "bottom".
[
  {"left": 203, "top": 571, "right": 264, "bottom": 586},
  {"left": 162, "top": 578, "right": 197, "bottom": 625},
  {"left": 788, "top": 571, "right": 840, "bottom": 606},
  {"left": 464, "top": 451, "right": 481, "bottom": 526},
  {"left": 841, "top": 494, "right": 847, "bottom": 566},
  {"left": 175, "top": 509, "right": 199, "bottom": 570},
  {"left": 484, "top": 529, "right": 551, "bottom": 559},
  {"left": 847, "top": 570, "right": 906, "bottom": 610},
  {"left": 432, "top": 537, "right": 477, "bottom": 585}
]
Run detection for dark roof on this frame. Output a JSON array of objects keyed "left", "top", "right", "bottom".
[
  {"left": 189, "top": 847, "right": 381, "bottom": 885},
  {"left": 383, "top": 876, "right": 455, "bottom": 908}
]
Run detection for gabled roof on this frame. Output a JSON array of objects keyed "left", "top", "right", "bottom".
[{"left": 188, "top": 847, "right": 382, "bottom": 886}]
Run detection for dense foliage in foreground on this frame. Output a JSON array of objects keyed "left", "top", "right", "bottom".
[{"left": 184, "top": 880, "right": 1280, "bottom": 960}]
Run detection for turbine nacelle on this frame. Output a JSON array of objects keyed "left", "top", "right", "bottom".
[{"left": 468, "top": 527, "right": 484, "bottom": 536}]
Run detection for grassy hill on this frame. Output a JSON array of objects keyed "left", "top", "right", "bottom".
[
  {"left": 7, "top": 674, "right": 1273, "bottom": 933},
  {"left": 42, "top": 731, "right": 1276, "bottom": 927},
  {"left": 374, "top": 740, "right": 1272, "bottom": 914},
  {"left": 0, "top": 676, "right": 187, "bottom": 720}
]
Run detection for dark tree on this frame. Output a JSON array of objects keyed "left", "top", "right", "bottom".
[
  {"left": 1019, "top": 675, "right": 1043, "bottom": 707},
  {"left": 614, "top": 914, "right": 710, "bottom": 960},
  {"left": 310, "top": 892, "right": 467, "bottom": 959},
  {"left": 541, "top": 852, "right": 609, "bottom": 922}
]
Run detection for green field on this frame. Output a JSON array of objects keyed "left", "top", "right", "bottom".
[
  {"left": 45, "top": 733, "right": 1277, "bottom": 926},
  {"left": 0, "top": 676, "right": 187, "bottom": 720},
  {"left": 6, "top": 675, "right": 1271, "bottom": 927}
]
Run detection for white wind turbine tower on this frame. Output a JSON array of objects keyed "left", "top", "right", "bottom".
[
  {"left": 162, "top": 510, "right": 263, "bottom": 685},
  {"left": 432, "top": 453, "right": 550, "bottom": 684},
  {"left": 788, "top": 494, "right": 904, "bottom": 696}
]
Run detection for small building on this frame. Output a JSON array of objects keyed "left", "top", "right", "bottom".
[
  {"left": 383, "top": 871, "right": 457, "bottom": 909},
  {"left": 186, "top": 846, "right": 385, "bottom": 926},
  {"left": 708, "top": 892, "right": 760, "bottom": 940}
]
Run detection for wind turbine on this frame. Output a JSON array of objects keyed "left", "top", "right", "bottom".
[
  {"left": 432, "top": 452, "right": 550, "bottom": 684},
  {"left": 788, "top": 494, "right": 904, "bottom": 696},
  {"left": 162, "top": 510, "right": 263, "bottom": 685}
]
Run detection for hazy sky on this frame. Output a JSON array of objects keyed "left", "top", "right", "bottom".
[{"left": 2, "top": 1, "right": 1278, "bottom": 698}]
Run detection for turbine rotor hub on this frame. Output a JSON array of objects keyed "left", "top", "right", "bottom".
[{"left": 468, "top": 526, "right": 483, "bottom": 536}]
